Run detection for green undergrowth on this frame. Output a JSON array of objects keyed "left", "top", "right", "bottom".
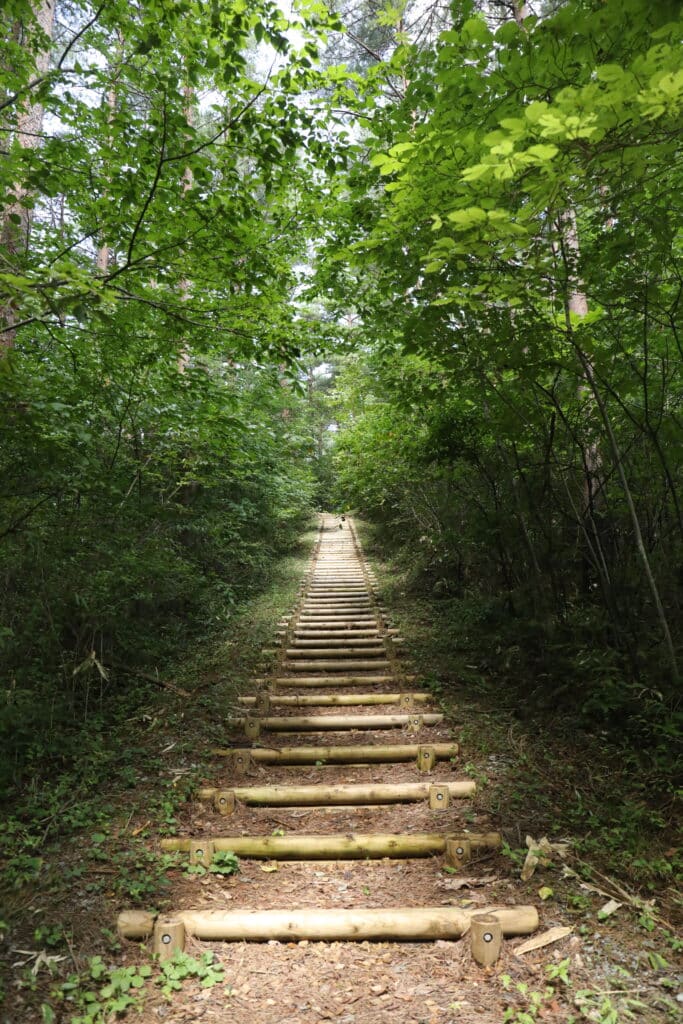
[
  {"left": 0, "top": 520, "right": 318, "bottom": 1021},
  {"left": 357, "top": 522, "right": 681, "bottom": 910}
]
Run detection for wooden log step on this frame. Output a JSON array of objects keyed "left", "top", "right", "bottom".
[
  {"left": 309, "top": 585, "right": 370, "bottom": 593},
  {"left": 211, "top": 742, "right": 458, "bottom": 764},
  {"left": 281, "top": 660, "right": 393, "bottom": 672},
  {"left": 286, "top": 649, "right": 386, "bottom": 659},
  {"left": 197, "top": 780, "right": 475, "bottom": 806},
  {"left": 258, "top": 675, "right": 412, "bottom": 687},
  {"left": 308, "top": 587, "right": 369, "bottom": 592},
  {"left": 161, "top": 830, "right": 500, "bottom": 859},
  {"left": 301, "top": 606, "right": 373, "bottom": 613},
  {"left": 305, "top": 589, "right": 370, "bottom": 598},
  {"left": 286, "top": 647, "right": 387, "bottom": 655},
  {"left": 290, "top": 643, "right": 389, "bottom": 651},
  {"left": 232, "top": 712, "right": 443, "bottom": 732},
  {"left": 300, "top": 606, "right": 375, "bottom": 611},
  {"left": 292, "top": 626, "right": 382, "bottom": 634},
  {"left": 299, "top": 610, "right": 376, "bottom": 616},
  {"left": 299, "top": 602, "right": 374, "bottom": 610},
  {"left": 293, "top": 622, "right": 378, "bottom": 630},
  {"left": 238, "top": 693, "right": 430, "bottom": 707},
  {"left": 297, "top": 617, "right": 378, "bottom": 625},
  {"left": 118, "top": 905, "right": 538, "bottom": 944}
]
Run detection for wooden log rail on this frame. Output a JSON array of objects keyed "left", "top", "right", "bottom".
[
  {"left": 119, "top": 905, "right": 539, "bottom": 944},
  {"left": 160, "top": 830, "right": 501, "bottom": 860},
  {"left": 254, "top": 675, "right": 417, "bottom": 687},
  {"left": 211, "top": 742, "right": 459, "bottom": 764},
  {"left": 229, "top": 712, "right": 444, "bottom": 732},
  {"left": 196, "top": 779, "right": 476, "bottom": 806},
  {"left": 238, "top": 692, "right": 430, "bottom": 707}
]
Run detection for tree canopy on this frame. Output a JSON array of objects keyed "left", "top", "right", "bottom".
[{"left": 1, "top": 0, "right": 682, "bottom": 790}]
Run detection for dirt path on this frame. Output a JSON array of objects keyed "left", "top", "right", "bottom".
[{"left": 110, "top": 515, "right": 565, "bottom": 1023}]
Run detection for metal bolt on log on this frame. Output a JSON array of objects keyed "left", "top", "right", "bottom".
[
  {"left": 429, "top": 785, "right": 451, "bottom": 810},
  {"left": 445, "top": 838, "right": 472, "bottom": 869},
  {"left": 153, "top": 919, "right": 186, "bottom": 961},
  {"left": 228, "top": 751, "right": 253, "bottom": 775},
  {"left": 256, "top": 692, "right": 271, "bottom": 715},
  {"left": 190, "top": 839, "right": 214, "bottom": 868},
  {"left": 244, "top": 717, "right": 261, "bottom": 740},
  {"left": 417, "top": 745, "right": 437, "bottom": 772},
  {"left": 213, "top": 790, "right": 236, "bottom": 816},
  {"left": 470, "top": 913, "right": 502, "bottom": 966}
]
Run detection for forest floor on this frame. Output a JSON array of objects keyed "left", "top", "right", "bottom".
[{"left": 1, "top": 519, "right": 680, "bottom": 1024}]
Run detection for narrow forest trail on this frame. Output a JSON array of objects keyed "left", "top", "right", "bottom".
[{"left": 114, "top": 515, "right": 555, "bottom": 1024}]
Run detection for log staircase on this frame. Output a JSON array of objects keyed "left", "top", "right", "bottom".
[{"left": 118, "top": 514, "right": 538, "bottom": 966}]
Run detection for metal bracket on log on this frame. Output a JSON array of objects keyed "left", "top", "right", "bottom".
[
  {"left": 213, "top": 790, "right": 236, "bottom": 816},
  {"left": 153, "top": 919, "right": 186, "bottom": 960},
  {"left": 445, "top": 837, "right": 472, "bottom": 869},
  {"left": 212, "top": 743, "right": 459, "bottom": 766},
  {"left": 429, "top": 784, "right": 450, "bottom": 809},
  {"left": 228, "top": 750, "right": 253, "bottom": 775},
  {"left": 243, "top": 717, "right": 261, "bottom": 740},
  {"left": 189, "top": 839, "right": 214, "bottom": 868},
  {"left": 470, "top": 913, "right": 502, "bottom": 966},
  {"left": 417, "top": 745, "right": 436, "bottom": 772}
]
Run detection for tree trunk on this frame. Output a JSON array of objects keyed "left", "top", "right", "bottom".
[{"left": 1, "top": 1, "right": 55, "bottom": 352}]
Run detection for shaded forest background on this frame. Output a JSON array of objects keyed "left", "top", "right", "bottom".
[{"left": 1, "top": 0, "right": 681, "bottom": 889}]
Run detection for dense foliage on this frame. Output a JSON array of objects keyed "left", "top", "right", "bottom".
[
  {"left": 0, "top": 0, "right": 339, "bottom": 789},
  {"left": 1, "top": 0, "right": 681, "bottom": 793},
  {"left": 318, "top": 0, "right": 683, "bottom": 762}
]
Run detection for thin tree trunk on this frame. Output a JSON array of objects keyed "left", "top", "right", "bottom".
[
  {"left": 177, "top": 81, "right": 194, "bottom": 373},
  {"left": 1, "top": 1, "right": 55, "bottom": 352},
  {"left": 96, "top": 32, "right": 124, "bottom": 273},
  {"left": 568, "top": 329, "right": 679, "bottom": 683}
]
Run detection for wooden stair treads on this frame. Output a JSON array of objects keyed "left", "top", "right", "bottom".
[
  {"left": 161, "top": 830, "right": 502, "bottom": 859},
  {"left": 211, "top": 742, "right": 459, "bottom": 763},
  {"left": 117, "top": 512, "right": 538, "bottom": 961},
  {"left": 119, "top": 905, "right": 539, "bottom": 943},
  {"left": 238, "top": 692, "right": 430, "bottom": 706},
  {"left": 196, "top": 780, "right": 476, "bottom": 806},
  {"left": 229, "top": 712, "right": 444, "bottom": 731}
]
